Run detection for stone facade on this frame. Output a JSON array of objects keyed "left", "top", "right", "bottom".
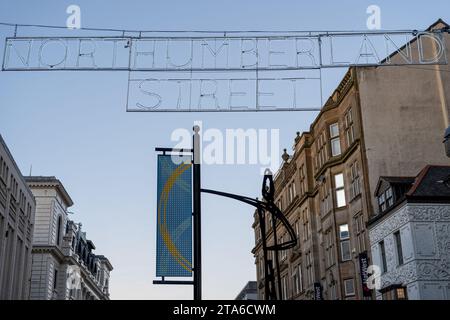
[
  {"left": 370, "top": 201, "right": 450, "bottom": 299},
  {"left": 0, "top": 135, "right": 35, "bottom": 299},
  {"left": 26, "top": 176, "right": 112, "bottom": 300},
  {"left": 252, "top": 20, "right": 450, "bottom": 300}
]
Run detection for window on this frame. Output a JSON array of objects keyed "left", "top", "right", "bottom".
[
  {"left": 344, "top": 108, "right": 355, "bottom": 146},
  {"left": 379, "top": 241, "right": 387, "bottom": 273},
  {"left": 340, "top": 239, "right": 351, "bottom": 261},
  {"left": 396, "top": 287, "right": 407, "bottom": 300},
  {"left": 280, "top": 235, "right": 287, "bottom": 260},
  {"left": 305, "top": 251, "right": 313, "bottom": 286},
  {"left": 302, "top": 208, "right": 311, "bottom": 241},
  {"left": 381, "top": 286, "right": 408, "bottom": 300},
  {"left": 329, "top": 123, "right": 341, "bottom": 156},
  {"left": 299, "top": 164, "right": 306, "bottom": 197},
  {"left": 344, "top": 279, "right": 355, "bottom": 297},
  {"left": 378, "top": 193, "right": 386, "bottom": 212},
  {"left": 292, "top": 264, "right": 303, "bottom": 295},
  {"left": 320, "top": 179, "right": 331, "bottom": 215},
  {"left": 315, "top": 131, "right": 328, "bottom": 171},
  {"left": 288, "top": 182, "right": 296, "bottom": 203},
  {"left": 295, "top": 220, "right": 301, "bottom": 240},
  {"left": 386, "top": 188, "right": 393, "bottom": 207},
  {"left": 339, "top": 224, "right": 349, "bottom": 239},
  {"left": 56, "top": 215, "right": 63, "bottom": 246},
  {"left": 324, "top": 229, "right": 336, "bottom": 267},
  {"left": 378, "top": 187, "right": 394, "bottom": 213},
  {"left": 334, "top": 173, "right": 346, "bottom": 208},
  {"left": 9, "top": 175, "right": 18, "bottom": 200},
  {"left": 353, "top": 213, "right": 366, "bottom": 253},
  {"left": 0, "top": 156, "right": 9, "bottom": 184},
  {"left": 281, "top": 275, "right": 288, "bottom": 300},
  {"left": 329, "top": 281, "right": 337, "bottom": 300},
  {"left": 259, "top": 257, "right": 265, "bottom": 279},
  {"left": 255, "top": 227, "right": 261, "bottom": 243},
  {"left": 394, "top": 231, "right": 404, "bottom": 266},
  {"left": 53, "top": 269, "right": 58, "bottom": 290},
  {"left": 349, "top": 161, "right": 361, "bottom": 200},
  {"left": 281, "top": 276, "right": 289, "bottom": 300},
  {"left": 339, "top": 224, "right": 351, "bottom": 261}
]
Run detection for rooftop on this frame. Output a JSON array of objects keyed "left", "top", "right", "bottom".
[
  {"left": 25, "top": 175, "right": 74, "bottom": 207},
  {"left": 370, "top": 165, "right": 450, "bottom": 225}
]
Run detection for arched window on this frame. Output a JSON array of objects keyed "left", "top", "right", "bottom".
[{"left": 56, "top": 215, "right": 62, "bottom": 246}]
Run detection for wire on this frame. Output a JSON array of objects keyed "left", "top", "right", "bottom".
[{"left": 0, "top": 20, "right": 447, "bottom": 35}]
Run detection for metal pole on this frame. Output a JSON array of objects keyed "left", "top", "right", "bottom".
[
  {"left": 257, "top": 208, "right": 270, "bottom": 300},
  {"left": 193, "top": 125, "right": 202, "bottom": 300},
  {"left": 272, "top": 215, "right": 282, "bottom": 300}
]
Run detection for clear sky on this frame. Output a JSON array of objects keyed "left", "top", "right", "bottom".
[{"left": 0, "top": 0, "right": 449, "bottom": 299}]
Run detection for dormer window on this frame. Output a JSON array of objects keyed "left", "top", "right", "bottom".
[
  {"left": 378, "top": 187, "right": 394, "bottom": 213},
  {"left": 378, "top": 193, "right": 386, "bottom": 212},
  {"left": 386, "top": 188, "right": 393, "bottom": 207}
]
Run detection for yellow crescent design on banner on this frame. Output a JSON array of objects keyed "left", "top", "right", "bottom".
[{"left": 158, "top": 161, "right": 192, "bottom": 272}]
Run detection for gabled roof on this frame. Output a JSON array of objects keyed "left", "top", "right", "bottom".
[
  {"left": 428, "top": 18, "right": 449, "bottom": 29},
  {"left": 374, "top": 176, "right": 415, "bottom": 196},
  {"left": 374, "top": 165, "right": 450, "bottom": 200}
]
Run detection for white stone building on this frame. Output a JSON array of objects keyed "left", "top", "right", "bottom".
[
  {"left": 25, "top": 176, "right": 112, "bottom": 300},
  {"left": 369, "top": 165, "right": 450, "bottom": 300},
  {"left": 0, "top": 135, "right": 35, "bottom": 299}
]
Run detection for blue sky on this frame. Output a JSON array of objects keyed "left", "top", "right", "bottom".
[{"left": 0, "top": 0, "right": 449, "bottom": 299}]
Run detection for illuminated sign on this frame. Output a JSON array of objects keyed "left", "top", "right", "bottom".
[
  {"left": 156, "top": 155, "right": 192, "bottom": 277},
  {"left": 2, "top": 31, "right": 447, "bottom": 111}
]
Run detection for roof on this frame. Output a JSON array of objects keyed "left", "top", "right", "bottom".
[
  {"left": 24, "top": 176, "right": 74, "bottom": 207},
  {"left": 235, "top": 281, "right": 257, "bottom": 300},
  {"left": 374, "top": 176, "right": 415, "bottom": 195},
  {"left": 96, "top": 255, "right": 114, "bottom": 271},
  {"left": 0, "top": 134, "right": 35, "bottom": 200},
  {"left": 375, "top": 165, "right": 450, "bottom": 200},
  {"left": 370, "top": 165, "right": 450, "bottom": 225},
  {"left": 406, "top": 165, "right": 450, "bottom": 198}
]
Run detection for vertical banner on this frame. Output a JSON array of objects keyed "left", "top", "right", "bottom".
[
  {"left": 313, "top": 282, "right": 324, "bottom": 300},
  {"left": 359, "top": 251, "right": 372, "bottom": 297},
  {"left": 156, "top": 155, "right": 193, "bottom": 277}
]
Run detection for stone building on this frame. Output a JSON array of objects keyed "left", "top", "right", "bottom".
[
  {"left": 252, "top": 19, "right": 450, "bottom": 300},
  {"left": 235, "top": 281, "right": 258, "bottom": 300},
  {"left": 0, "top": 134, "right": 35, "bottom": 299},
  {"left": 369, "top": 165, "right": 450, "bottom": 300},
  {"left": 25, "top": 176, "right": 112, "bottom": 300}
]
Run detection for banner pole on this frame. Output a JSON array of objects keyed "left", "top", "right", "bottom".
[{"left": 193, "top": 125, "right": 202, "bottom": 300}]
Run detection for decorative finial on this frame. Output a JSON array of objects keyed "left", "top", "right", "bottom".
[{"left": 282, "top": 148, "right": 290, "bottom": 162}]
